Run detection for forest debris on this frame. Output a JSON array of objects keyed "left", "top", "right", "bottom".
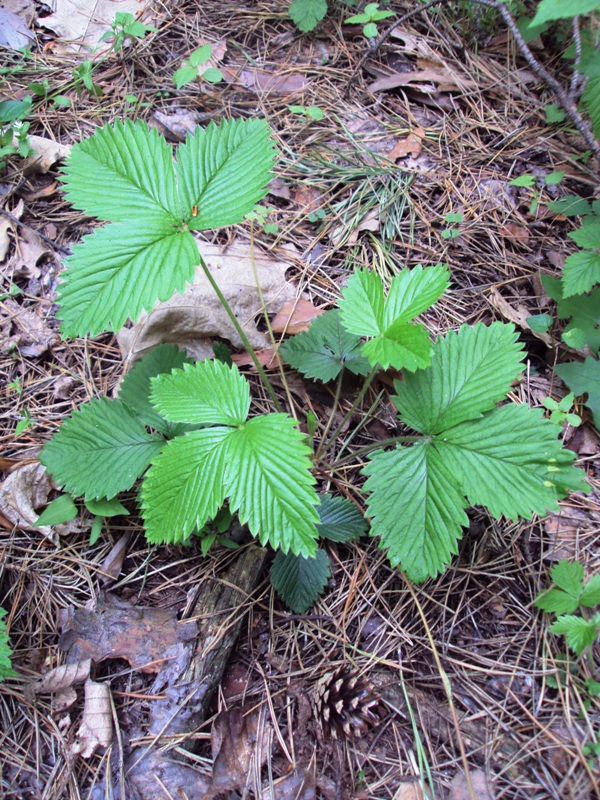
[
  {"left": 271, "top": 298, "right": 325, "bottom": 334},
  {"left": 71, "top": 678, "right": 112, "bottom": 758},
  {"left": 393, "top": 782, "right": 424, "bottom": 800},
  {"left": 231, "top": 347, "right": 279, "bottom": 370},
  {"left": 59, "top": 593, "right": 198, "bottom": 673},
  {"left": 117, "top": 239, "right": 296, "bottom": 363},
  {"left": 2, "top": 298, "right": 59, "bottom": 356},
  {"left": 448, "top": 769, "right": 493, "bottom": 800},
  {"left": 98, "top": 532, "right": 131, "bottom": 584},
  {"left": 488, "top": 288, "right": 552, "bottom": 346},
  {"left": 0, "top": 4, "right": 34, "bottom": 49},
  {"left": 127, "top": 751, "right": 210, "bottom": 799},
  {"left": 543, "top": 506, "right": 600, "bottom": 561},
  {"left": 330, "top": 207, "right": 379, "bottom": 247},
  {"left": 498, "top": 222, "right": 531, "bottom": 247},
  {"left": 41, "top": 0, "right": 153, "bottom": 53},
  {"left": 294, "top": 184, "right": 323, "bottom": 213},
  {"left": 0, "top": 461, "right": 56, "bottom": 542},
  {"left": 369, "top": 60, "right": 477, "bottom": 94},
  {"left": 21, "top": 135, "right": 70, "bottom": 174},
  {"left": 221, "top": 66, "right": 309, "bottom": 95},
  {"left": 32, "top": 658, "right": 91, "bottom": 694},
  {"left": 388, "top": 127, "right": 425, "bottom": 160},
  {"left": 8, "top": 222, "right": 53, "bottom": 279},
  {"left": 268, "top": 176, "right": 291, "bottom": 200},
  {"left": 260, "top": 769, "right": 316, "bottom": 800}
]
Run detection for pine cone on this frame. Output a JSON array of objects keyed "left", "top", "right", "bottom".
[{"left": 310, "top": 666, "right": 382, "bottom": 739}]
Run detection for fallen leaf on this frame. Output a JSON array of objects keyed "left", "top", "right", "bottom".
[
  {"left": 260, "top": 769, "right": 316, "bottom": 800},
  {"left": 544, "top": 506, "right": 600, "bottom": 561},
  {"left": 72, "top": 678, "right": 112, "bottom": 758},
  {"left": 52, "top": 376, "right": 77, "bottom": 399},
  {"left": 221, "top": 66, "right": 309, "bottom": 95},
  {"left": 369, "top": 64, "right": 477, "bottom": 95},
  {"left": 0, "top": 5, "right": 34, "bottom": 49},
  {"left": 153, "top": 109, "right": 215, "bottom": 140},
  {"left": 32, "top": 658, "right": 91, "bottom": 694},
  {"left": 59, "top": 592, "right": 198, "bottom": 673},
  {"left": 54, "top": 686, "right": 78, "bottom": 712},
  {"left": 488, "top": 288, "right": 552, "bottom": 347},
  {"left": 98, "top": 532, "right": 131, "bottom": 584},
  {"left": 41, "top": 0, "right": 154, "bottom": 53},
  {"left": 126, "top": 751, "right": 211, "bottom": 799},
  {"left": 393, "top": 782, "right": 424, "bottom": 800},
  {"left": 0, "top": 212, "right": 14, "bottom": 262},
  {"left": 9, "top": 224, "right": 53, "bottom": 280},
  {"left": 269, "top": 176, "right": 291, "bottom": 200},
  {"left": 231, "top": 347, "right": 280, "bottom": 370},
  {"left": 448, "top": 769, "right": 493, "bottom": 800},
  {"left": 20, "top": 135, "right": 70, "bottom": 174},
  {"left": 330, "top": 206, "right": 380, "bottom": 247},
  {"left": 271, "top": 298, "right": 325, "bottom": 334},
  {"left": 294, "top": 184, "right": 323, "bottom": 213},
  {"left": 498, "top": 222, "right": 531, "bottom": 247},
  {"left": 388, "top": 127, "right": 425, "bottom": 160},
  {"left": 3, "top": 298, "right": 59, "bottom": 357},
  {"left": 0, "top": 461, "right": 56, "bottom": 543},
  {"left": 117, "top": 239, "right": 296, "bottom": 363}
]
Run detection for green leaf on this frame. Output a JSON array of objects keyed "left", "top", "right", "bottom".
[
  {"left": 363, "top": 22, "right": 378, "bottom": 37},
  {"left": 85, "top": 497, "right": 130, "bottom": 517},
  {"left": 142, "top": 427, "right": 233, "bottom": 544},
  {"left": 568, "top": 222, "right": 600, "bottom": 249},
  {"left": 509, "top": 175, "right": 536, "bottom": 187},
  {"left": 550, "top": 613, "right": 600, "bottom": 655},
  {"left": 581, "top": 574, "right": 600, "bottom": 607},
  {"left": 364, "top": 441, "right": 469, "bottom": 581},
  {"left": 545, "top": 104, "right": 567, "bottom": 123},
  {"left": 0, "top": 608, "right": 15, "bottom": 681},
  {"left": 224, "top": 415, "right": 319, "bottom": 556},
  {"left": 534, "top": 588, "right": 580, "bottom": 615},
  {"left": 175, "top": 119, "right": 276, "bottom": 230},
  {"left": 40, "top": 398, "right": 164, "bottom": 501},
  {"left": 270, "top": 549, "right": 330, "bottom": 612},
  {"left": 547, "top": 196, "right": 592, "bottom": 217},
  {"left": 361, "top": 322, "right": 432, "bottom": 371},
  {"left": 188, "top": 44, "right": 212, "bottom": 67},
  {"left": 528, "top": 313, "right": 553, "bottom": 333},
  {"left": 150, "top": 360, "right": 251, "bottom": 426},
  {"left": 550, "top": 559, "right": 584, "bottom": 596},
  {"left": 581, "top": 76, "right": 600, "bottom": 138},
  {"left": 203, "top": 68, "right": 223, "bottom": 83},
  {"left": 339, "top": 269, "right": 384, "bottom": 338},
  {"left": 392, "top": 323, "right": 524, "bottom": 435},
  {"left": 34, "top": 494, "right": 78, "bottom": 527},
  {"left": 555, "top": 356, "right": 600, "bottom": 428},
  {"left": 316, "top": 494, "right": 368, "bottom": 542},
  {"left": 544, "top": 171, "right": 565, "bottom": 186},
  {"left": 119, "top": 345, "right": 193, "bottom": 434},
  {"left": 438, "top": 404, "right": 588, "bottom": 520},
  {"left": 562, "top": 250, "right": 600, "bottom": 297},
  {"left": 60, "top": 120, "right": 180, "bottom": 223},
  {"left": 56, "top": 219, "right": 199, "bottom": 337},
  {"left": 289, "top": 0, "right": 328, "bottom": 31},
  {"left": 532, "top": 0, "right": 600, "bottom": 25},
  {"left": 173, "top": 64, "right": 198, "bottom": 89},
  {"left": 546, "top": 278, "right": 600, "bottom": 353},
  {"left": 383, "top": 264, "right": 450, "bottom": 327},
  {"left": 89, "top": 515, "right": 103, "bottom": 545},
  {"left": 0, "top": 97, "right": 32, "bottom": 124},
  {"left": 280, "top": 309, "right": 370, "bottom": 382}
]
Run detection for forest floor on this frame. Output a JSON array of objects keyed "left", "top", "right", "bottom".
[{"left": 1, "top": 1, "right": 599, "bottom": 799}]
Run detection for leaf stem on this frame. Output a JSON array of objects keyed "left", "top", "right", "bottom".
[
  {"left": 318, "top": 368, "right": 377, "bottom": 457},
  {"left": 330, "top": 435, "right": 423, "bottom": 468},
  {"left": 196, "top": 254, "right": 283, "bottom": 412},
  {"left": 315, "top": 370, "right": 345, "bottom": 461}
]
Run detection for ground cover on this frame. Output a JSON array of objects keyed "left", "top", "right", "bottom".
[{"left": 0, "top": 1, "right": 599, "bottom": 798}]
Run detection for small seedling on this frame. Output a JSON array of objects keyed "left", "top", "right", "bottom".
[
  {"left": 173, "top": 44, "right": 223, "bottom": 89},
  {"left": 72, "top": 61, "right": 102, "bottom": 97},
  {"left": 8, "top": 378, "right": 22, "bottom": 395},
  {"left": 527, "top": 313, "right": 553, "bottom": 334},
  {"left": 288, "top": 105, "right": 324, "bottom": 121},
  {"left": 245, "top": 204, "right": 278, "bottom": 234},
  {"left": 535, "top": 559, "right": 600, "bottom": 656},
  {"left": 307, "top": 208, "right": 326, "bottom": 223},
  {"left": 509, "top": 171, "right": 565, "bottom": 215},
  {"left": 345, "top": 2, "right": 395, "bottom": 38},
  {"left": 441, "top": 211, "right": 464, "bottom": 239},
  {"left": 14, "top": 407, "right": 33, "bottom": 437},
  {"left": 542, "top": 392, "right": 582, "bottom": 427},
  {"left": 0, "top": 97, "right": 34, "bottom": 169},
  {"left": 0, "top": 283, "right": 21, "bottom": 301},
  {"left": 34, "top": 492, "right": 130, "bottom": 545},
  {"left": 100, "top": 12, "right": 156, "bottom": 53}
]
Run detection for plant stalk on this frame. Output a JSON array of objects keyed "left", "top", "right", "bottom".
[{"left": 318, "top": 368, "right": 378, "bottom": 457}]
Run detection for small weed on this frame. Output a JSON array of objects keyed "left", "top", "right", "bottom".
[
  {"left": 35, "top": 493, "right": 130, "bottom": 546},
  {"left": 100, "top": 12, "right": 156, "bottom": 53},
  {"left": 173, "top": 44, "right": 223, "bottom": 89},
  {"left": 509, "top": 170, "right": 565, "bottom": 215},
  {"left": 288, "top": 104, "right": 325, "bottom": 121},
  {"left": 542, "top": 392, "right": 582, "bottom": 427},
  {"left": 345, "top": 2, "right": 395, "bottom": 38},
  {"left": 441, "top": 211, "right": 464, "bottom": 239}
]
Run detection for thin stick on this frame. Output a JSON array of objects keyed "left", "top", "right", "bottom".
[
  {"left": 317, "top": 368, "right": 378, "bottom": 457},
  {"left": 0, "top": 206, "right": 71, "bottom": 255}
]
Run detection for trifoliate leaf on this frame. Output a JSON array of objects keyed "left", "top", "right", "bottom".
[
  {"left": 61, "top": 119, "right": 180, "bottom": 223},
  {"left": 279, "top": 310, "right": 370, "bottom": 382},
  {"left": 534, "top": 589, "right": 580, "bottom": 615},
  {"left": 392, "top": 323, "right": 525, "bottom": 434},
  {"left": 224, "top": 415, "right": 319, "bottom": 556},
  {"left": 142, "top": 428, "right": 233, "bottom": 544},
  {"left": 289, "top": 0, "right": 328, "bottom": 31},
  {"left": 363, "top": 441, "right": 469, "bottom": 581},
  {"left": 550, "top": 613, "right": 600, "bottom": 655},
  {"left": 270, "top": 548, "right": 330, "bottom": 612},
  {"left": 550, "top": 559, "right": 584, "bottom": 596},
  {"left": 316, "top": 494, "right": 368, "bottom": 542},
  {"left": 151, "top": 359, "right": 251, "bottom": 426},
  {"left": 581, "top": 574, "right": 600, "bottom": 607},
  {"left": 555, "top": 356, "right": 600, "bottom": 428},
  {"left": 175, "top": 119, "right": 276, "bottom": 230},
  {"left": 562, "top": 250, "right": 600, "bottom": 297},
  {"left": 438, "top": 404, "right": 588, "bottom": 520},
  {"left": 118, "top": 344, "right": 193, "bottom": 434},
  {"left": 85, "top": 497, "right": 130, "bottom": 517},
  {"left": 57, "top": 219, "right": 199, "bottom": 337},
  {"left": 40, "top": 398, "right": 164, "bottom": 501},
  {"left": 339, "top": 265, "right": 448, "bottom": 370},
  {"left": 34, "top": 494, "right": 78, "bottom": 527},
  {"left": 0, "top": 609, "right": 15, "bottom": 681}
]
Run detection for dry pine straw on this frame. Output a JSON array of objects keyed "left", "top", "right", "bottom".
[{"left": 1, "top": 1, "right": 600, "bottom": 798}]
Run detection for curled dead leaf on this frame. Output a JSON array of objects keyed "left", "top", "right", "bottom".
[
  {"left": 388, "top": 127, "right": 425, "bottom": 161},
  {"left": 488, "top": 288, "right": 551, "bottom": 347},
  {"left": 99, "top": 532, "right": 131, "bottom": 584},
  {"left": 231, "top": 348, "right": 280, "bottom": 370},
  {"left": 32, "top": 658, "right": 91, "bottom": 694},
  {"left": 72, "top": 678, "right": 112, "bottom": 758},
  {"left": 271, "top": 298, "right": 325, "bottom": 335},
  {"left": 0, "top": 461, "right": 56, "bottom": 543},
  {"left": 21, "top": 136, "right": 70, "bottom": 175}
]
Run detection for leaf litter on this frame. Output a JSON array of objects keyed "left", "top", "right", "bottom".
[{"left": 1, "top": 1, "right": 599, "bottom": 799}]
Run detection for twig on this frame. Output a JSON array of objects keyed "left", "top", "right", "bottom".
[
  {"left": 569, "top": 15, "right": 583, "bottom": 104},
  {"left": 0, "top": 206, "right": 71, "bottom": 256}
]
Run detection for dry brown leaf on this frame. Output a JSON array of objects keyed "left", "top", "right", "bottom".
[
  {"left": 117, "top": 239, "right": 296, "bottom": 363},
  {"left": 448, "top": 769, "right": 493, "bottom": 800},
  {"left": 231, "top": 347, "right": 280, "bottom": 370},
  {"left": 59, "top": 593, "right": 198, "bottom": 673},
  {"left": 388, "top": 127, "right": 425, "bottom": 160},
  {"left": 393, "top": 782, "right": 425, "bottom": 800},
  {"left": 9, "top": 224, "right": 53, "bottom": 279},
  {"left": 269, "top": 176, "right": 291, "bottom": 200},
  {"left": 260, "top": 770, "right": 316, "bottom": 800},
  {"left": 0, "top": 3, "right": 34, "bottom": 49},
  {"left": 369, "top": 65, "right": 477, "bottom": 94},
  {"left": 3, "top": 298, "right": 59, "bottom": 356},
  {"left": 294, "top": 184, "right": 323, "bottom": 213},
  {"left": 98, "top": 532, "right": 131, "bottom": 584},
  {"left": 33, "top": 658, "right": 91, "bottom": 694},
  {"left": 0, "top": 214, "right": 13, "bottom": 262},
  {"left": 221, "top": 66, "right": 309, "bottom": 95},
  {"left": 41, "top": 0, "right": 154, "bottom": 53},
  {"left": 498, "top": 222, "right": 531, "bottom": 247},
  {"left": 153, "top": 109, "right": 214, "bottom": 140},
  {"left": 544, "top": 506, "right": 600, "bottom": 561},
  {"left": 330, "top": 206, "right": 380, "bottom": 247},
  {"left": 72, "top": 678, "right": 112, "bottom": 758},
  {"left": 271, "top": 298, "right": 325, "bottom": 334},
  {"left": 21, "top": 135, "right": 70, "bottom": 174},
  {"left": 0, "top": 461, "right": 56, "bottom": 542},
  {"left": 54, "top": 686, "right": 78, "bottom": 712},
  {"left": 488, "top": 288, "right": 552, "bottom": 347}
]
